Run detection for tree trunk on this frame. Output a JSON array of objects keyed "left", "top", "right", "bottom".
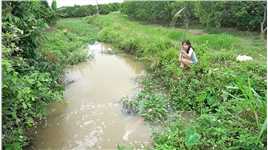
[
  {"left": 170, "top": 7, "right": 185, "bottom": 27},
  {"left": 260, "top": 3, "right": 267, "bottom": 39},
  {"left": 95, "top": 0, "right": 99, "bottom": 15}
]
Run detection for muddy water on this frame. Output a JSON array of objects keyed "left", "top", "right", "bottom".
[{"left": 29, "top": 42, "right": 151, "bottom": 150}]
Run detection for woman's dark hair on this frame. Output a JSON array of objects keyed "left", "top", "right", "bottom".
[{"left": 181, "top": 40, "right": 193, "bottom": 53}]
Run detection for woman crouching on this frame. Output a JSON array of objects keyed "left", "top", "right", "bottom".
[{"left": 179, "top": 40, "right": 198, "bottom": 69}]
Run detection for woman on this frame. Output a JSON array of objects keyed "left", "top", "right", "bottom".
[{"left": 179, "top": 40, "right": 198, "bottom": 68}]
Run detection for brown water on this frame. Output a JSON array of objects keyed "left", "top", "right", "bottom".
[{"left": 28, "top": 42, "right": 151, "bottom": 150}]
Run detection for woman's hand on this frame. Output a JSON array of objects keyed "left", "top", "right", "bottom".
[
  {"left": 181, "top": 50, "right": 187, "bottom": 55},
  {"left": 181, "top": 51, "right": 187, "bottom": 57},
  {"left": 181, "top": 50, "right": 191, "bottom": 59}
]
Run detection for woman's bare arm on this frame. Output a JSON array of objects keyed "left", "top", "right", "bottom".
[
  {"left": 179, "top": 51, "right": 182, "bottom": 62},
  {"left": 182, "top": 48, "right": 193, "bottom": 59},
  {"left": 182, "top": 51, "right": 191, "bottom": 59}
]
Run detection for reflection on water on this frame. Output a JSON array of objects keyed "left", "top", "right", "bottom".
[{"left": 28, "top": 42, "right": 151, "bottom": 150}]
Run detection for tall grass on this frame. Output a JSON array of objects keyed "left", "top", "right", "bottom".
[{"left": 85, "top": 13, "right": 266, "bottom": 149}]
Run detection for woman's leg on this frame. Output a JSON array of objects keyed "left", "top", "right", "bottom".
[
  {"left": 181, "top": 58, "right": 192, "bottom": 68},
  {"left": 180, "top": 61, "right": 185, "bottom": 68}
]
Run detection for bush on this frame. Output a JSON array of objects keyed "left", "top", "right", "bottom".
[
  {"left": 57, "top": 3, "right": 121, "bottom": 18},
  {"left": 2, "top": 1, "right": 60, "bottom": 148},
  {"left": 121, "top": 1, "right": 266, "bottom": 32}
]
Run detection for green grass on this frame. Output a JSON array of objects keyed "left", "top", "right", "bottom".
[
  {"left": 87, "top": 13, "right": 266, "bottom": 66},
  {"left": 85, "top": 12, "right": 267, "bottom": 149},
  {"left": 40, "top": 17, "right": 99, "bottom": 65}
]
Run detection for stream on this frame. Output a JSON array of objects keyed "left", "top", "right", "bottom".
[{"left": 28, "top": 42, "right": 152, "bottom": 150}]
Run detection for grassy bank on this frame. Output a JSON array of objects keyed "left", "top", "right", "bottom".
[
  {"left": 40, "top": 18, "right": 98, "bottom": 65},
  {"left": 85, "top": 13, "right": 266, "bottom": 149}
]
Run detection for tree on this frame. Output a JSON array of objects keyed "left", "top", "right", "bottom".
[
  {"left": 95, "top": 0, "right": 99, "bottom": 15},
  {"left": 52, "top": 0, "right": 57, "bottom": 11}
]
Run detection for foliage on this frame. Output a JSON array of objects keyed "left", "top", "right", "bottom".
[
  {"left": 193, "top": 1, "right": 266, "bottom": 31},
  {"left": 2, "top": 1, "right": 57, "bottom": 148},
  {"left": 2, "top": 1, "right": 98, "bottom": 149},
  {"left": 121, "top": 1, "right": 266, "bottom": 32},
  {"left": 51, "top": 0, "right": 57, "bottom": 11},
  {"left": 86, "top": 13, "right": 266, "bottom": 149},
  {"left": 122, "top": 89, "right": 168, "bottom": 122},
  {"left": 57, "top": 3, "right": 121, "bottom": 18},
  {"left": 41, "top": 18, "right": 98, "bottom": 65},
  {"left": 121, "top": 1, "right": 174, "bottom": 24},
  {"left": 3, "top": 1, "right": 266, "bottom": 149}
]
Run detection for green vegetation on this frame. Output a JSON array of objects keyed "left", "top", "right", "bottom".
[
  {"left": 121, "top": 1, "right": 266, "bottom": 32},
  {"left": 41, "top": 18, "right": 98, "bottom": 65},
  {"left": 2, "top": 1, "right": 98, "bottom": 149},
  {"left": 2, "top": 1, "right": 266, "bottom": 149},
  {"left": 57, "top": 3, "right": 121, "bottom": 18},
  {"left": 85, "top": 12, "right": 266, "bottom": 149}
]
